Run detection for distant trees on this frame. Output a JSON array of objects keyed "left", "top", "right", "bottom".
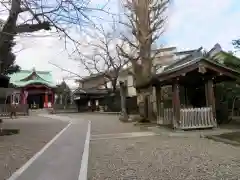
[
  {"left": 0, "top": 39, "right": 20, "bottom": 75},
  {"left": 55, "top": 81, "right": 71, "bottom": 106},
  {"left": 232, "top": 39, "right": 240, "bottom": 50}
]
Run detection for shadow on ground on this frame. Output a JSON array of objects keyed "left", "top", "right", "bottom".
[
  {"left": 0, "top": 129, "right": 20, "bottom": 136},
  {"left": 207, "top": 131, "right": 240, "bottom": 146}
]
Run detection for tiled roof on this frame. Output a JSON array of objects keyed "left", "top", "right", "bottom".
[
  {"left": 8, "top": 69, "right": 56, "bottom": 87},
  {"left": 163, "top": 47, "right": 203, "bottom": 71}
]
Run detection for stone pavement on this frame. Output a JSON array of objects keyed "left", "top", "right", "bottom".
[{"left": 8, "top": 114, "right": 90, "bottom": 180}]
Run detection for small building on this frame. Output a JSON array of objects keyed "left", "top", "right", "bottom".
[
  {"left": 8, "top": 68, "right": 57, "bottom": 109},
  {"left": 73, "top": 72, "right": 120, "bottom": 112},
  {"left": 117, "top": 47, "right": 204, "bottom": 120},
  {"left": 152, "top": 54, "right": 240, "bottom": 130},
  {"left": 73, "top": 88, "right": 110, "bottom": 112},
  {"left": 73, "top": 69, "right": 140, "bottom": 113}
]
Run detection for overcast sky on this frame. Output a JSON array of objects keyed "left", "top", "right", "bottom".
[{"left": 9, "top": 0, "right": 240, "bottom": 88}]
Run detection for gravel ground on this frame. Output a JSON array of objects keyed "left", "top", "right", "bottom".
[
  {"left": 55, "top": 113, "right": 240, "bottom": 179},
  {"left": 88, "top": 136, "right": 240, "bottom": 180},
  {"left": 0, "top": 116, "right": 67, "bottom": 180},
  {"left": 61, "top": 113, "right": 146, "bottom": 135}
]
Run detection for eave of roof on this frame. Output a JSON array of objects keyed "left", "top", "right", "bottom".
[
  {"left": 174, "top": 49, "right": 200, "bottom": 55},
  {"left": 164, "top": 47, "right": 203, "bottom": 71},
  {"left": 13, "top": 80, "right": 57, "bottom": 88},
  {"left": 73, "top": 87, "right": 109, "bottom": 95},
  {"left": 9, "top": 69, "right": 56, "bottom": 87},
  {"left": 155, "top": 57, "right": 240, "bottom": 82}
]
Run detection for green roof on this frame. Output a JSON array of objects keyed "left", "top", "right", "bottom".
[{"left": 8, "top": 69, "right": 56, "bottom": 88}]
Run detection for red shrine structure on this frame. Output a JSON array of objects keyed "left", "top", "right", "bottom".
[{"left": 8, "top": 68, "right": 56, "bottom": 109}]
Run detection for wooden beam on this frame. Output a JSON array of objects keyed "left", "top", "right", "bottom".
[
  {"left": 205, "top": 82, "right": 209, "bottom": 106},
  {"left": 155, "top": 85, "right": 164, "bottom": 124},
  {"left": 203, "top": 62, "right": 240, "bottom": 80},
  {"left": 206, "top": 79, "right": 216, "bottom": 120},
  {"left": 198, "top": 64, "right": 207, "bottom": 74},
  {"left": 172, "top": 81, "right": 180, "bottom": 128}
]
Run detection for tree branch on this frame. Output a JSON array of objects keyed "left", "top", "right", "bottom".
[
  {"left": 48, "top": 61, "right": 83, "bottom": 79},
  {"left": 15, "top": 21, "right": 51, "bottom": 33}
]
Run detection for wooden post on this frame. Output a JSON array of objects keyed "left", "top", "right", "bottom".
[
  {"left": 44, "top": 91, "right": 48, "bottom": 108},
  {"left": 160, "top": 89, "right": 164, "bottom": 124},
  {"left": 52, "top": 91, "right": 54, "bottom": 105},
  {"left": 184, "top": 87, "right": 188, "bottom": 106},
  {"left": 20, "top": 90, "right": 24, "bottom": 104},
  {"left": 119, "top": 81, "right": 128, "bottom": 122},
  {"left": 205, "top": 82, "right": 209, "bottom": 106},
  {"left": 206, "top": 79, "right": 216, "bottom": 121},
  {"left": 172, "top": 82, "right": 180, "bottom": 129},
  {"left": 155, "top": 85, "right": 164, "bottom": 124}
]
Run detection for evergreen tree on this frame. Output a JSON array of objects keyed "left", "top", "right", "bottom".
[
  {"left": 0, "top": 39, "right": 20, "bottom": 75},
  {"left": 232, "top": 39, "right": 240, "bottom": 50}
]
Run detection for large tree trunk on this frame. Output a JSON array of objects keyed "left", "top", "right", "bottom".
[
  {"left": 119, "top": 81, "right": 128, "bottom": 122},
  {"left": 136, "top": 87, "right": 153, "bottom": 122}
]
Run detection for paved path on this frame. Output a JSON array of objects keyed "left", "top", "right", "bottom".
[{"left": 8, "top": 115, "right": 90, "bottom": 180}]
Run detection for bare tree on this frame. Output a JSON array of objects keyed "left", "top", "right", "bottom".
[
  {"left": 0, "top": 0, "right": 109, "bottom": 73},
  {"left": 117, "top": 0, "right": 170, "bottom": 121},
  {"left": 48, "top": 61, "right": 84, "bottom": 79},
  {"left": 73, "top": 21, "right": 129, "bottom": 93}
]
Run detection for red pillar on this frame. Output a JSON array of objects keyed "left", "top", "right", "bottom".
[
  {"left": 52, "top": 91, "right": 54, "bottom": 105},
  {"left": 44, "top": 91, "right": 48, "bottom": 108},
  {"left": 22, "top": 89, "right": 28, "bottom": 105},
  {"left": 21, "top": 90, "right": 24, "bottom": 104}
]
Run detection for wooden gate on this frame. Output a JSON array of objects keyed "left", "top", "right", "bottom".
[{"left": 179, "top": 107, "right": 217, "bottom": 130}]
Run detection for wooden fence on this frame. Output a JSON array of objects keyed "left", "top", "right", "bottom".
[
  {"left": 179, "top": 107, "right": 217, "bottom": 130},
  {"left": 0, "top": 104, "right": 29, "bottom": 117},
  {"left": 159, "top": 107, "right": 217, "bottom": 130}
]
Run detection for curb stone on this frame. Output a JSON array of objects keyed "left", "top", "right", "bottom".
[
  {"left": 205, "top": 135, "right": 240, "bottom": 146},
  {"left": 148, "top": 126, "right": 240, "bottom": 139}
]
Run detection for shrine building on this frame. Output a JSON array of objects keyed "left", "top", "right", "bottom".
[{"left": 8, "top": 68, "right": 56, "bottom": 109}]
